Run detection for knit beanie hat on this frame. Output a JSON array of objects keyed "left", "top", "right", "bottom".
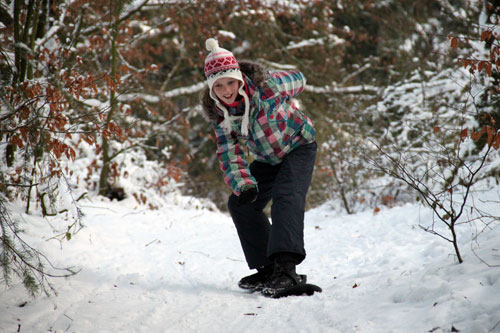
[{"left": 204, "top": 38, "right": 250, "bottom": 136}]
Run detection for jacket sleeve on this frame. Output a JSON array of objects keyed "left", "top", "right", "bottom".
[
  {"left": 268, "top": 70, "right": 306, "bottom": 99},
  {"left": 214, "top": 123, "right": 257, "bottom": 196}
]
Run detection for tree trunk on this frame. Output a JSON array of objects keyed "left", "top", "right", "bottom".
[
  {"left": 450, "top": 220, "right": 463, "bottom": 264},
  {"left": 27, "top": 0, "right": 42, "bottom": 80},
  {"left": 13, "top": 0, "right": 21, "bottom": 85},
  {"left": 98, "top": 19, "right": 119, "bottom": 196}
]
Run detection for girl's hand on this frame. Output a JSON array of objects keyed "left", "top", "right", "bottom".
[{"left": 238, "top": 188, "right": 258, "bottom": 205}]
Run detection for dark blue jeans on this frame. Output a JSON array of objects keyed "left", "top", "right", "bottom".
[{"left": 227, "top": 142, "right": 317, "bottom": 269}]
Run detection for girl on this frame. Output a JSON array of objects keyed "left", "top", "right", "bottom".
[{"left": 200, "top": 38, "right": 316, "bottom": 297}]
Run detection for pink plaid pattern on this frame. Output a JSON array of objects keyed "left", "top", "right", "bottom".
[{"left": 213, "top": 70, "right": 315, "bottom": 195}]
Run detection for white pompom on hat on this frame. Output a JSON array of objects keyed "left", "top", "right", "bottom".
[{"left": 204, "top": 38, "right": 250, "bottom": 136}]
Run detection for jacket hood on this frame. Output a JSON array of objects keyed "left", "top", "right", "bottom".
[{"left": 200, "top": 60, "right": 266, "bottom": 123}]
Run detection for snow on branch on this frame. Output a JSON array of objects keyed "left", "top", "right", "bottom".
[
  {"left": 80, "top": 0, "right": 149, "bottom": 35},
  {"left": 305, "top": 83, "right": 378, "bottom": 95},
  {"left": 118, "top": 82, "right": 206, "bottom": 103},
  {"left": 164, "top": 82, "right": 206, "bottom": 98},
  {"left": 118, "top": 93, "right": 159, "bottom": 103},
  {"left": 286, "top": 36, "right": 344, "bottom": 50}
]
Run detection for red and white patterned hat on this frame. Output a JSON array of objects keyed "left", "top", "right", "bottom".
[
  {"left": 204, "top": 38, "right": 250, "bottom": 136},
  {"left": 204, "top": 38, "right": 242, "bottom": 84}
]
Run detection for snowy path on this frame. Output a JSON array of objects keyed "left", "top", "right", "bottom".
[{"left": 1, "top": 195, "right": 499, "bottom": 333}]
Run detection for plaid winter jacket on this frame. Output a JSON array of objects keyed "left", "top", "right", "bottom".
[{"left": 200, "top": 61, "right": 315, "bottom": 195}]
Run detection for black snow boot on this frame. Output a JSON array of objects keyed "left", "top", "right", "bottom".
[
  {"left": 238, "top": 265, "right": 274, "bottom": 291},
  {"left": 261, "top": 254, "right": 306, "bottom": 297}
]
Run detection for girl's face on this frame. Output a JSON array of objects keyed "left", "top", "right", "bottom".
[{"left": 213, "top": 77, "right": 241, "bottom": 104}]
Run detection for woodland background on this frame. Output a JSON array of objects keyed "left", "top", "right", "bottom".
[{"left": 1, "top": 0, "right": 500, "bottom": 295}]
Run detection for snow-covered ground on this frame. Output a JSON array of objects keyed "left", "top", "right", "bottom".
[{"left": 1, "top": 190, "right": 499, "bottom": 333}]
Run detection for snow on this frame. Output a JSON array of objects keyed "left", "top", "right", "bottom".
[
  {"left": 1, "top": 189, "right": 499, "bottom": 333},
  {"left": 287, "top": 39, "right": 325, "bottom": 50},
  {"left": 218, "top": 31, "right": 236, "bottom": 39},
  {"left": 305, "top": 83, "right": 378, "bottom": 94},
  {"left": 164, "top": 82, "right": 206, "bottom": 99},
  {"left": 286, "top": 36, "right": 344, "bottom": 50},
  {"left": 118, "top": 82, "right": 206, "bottom": 104}
]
